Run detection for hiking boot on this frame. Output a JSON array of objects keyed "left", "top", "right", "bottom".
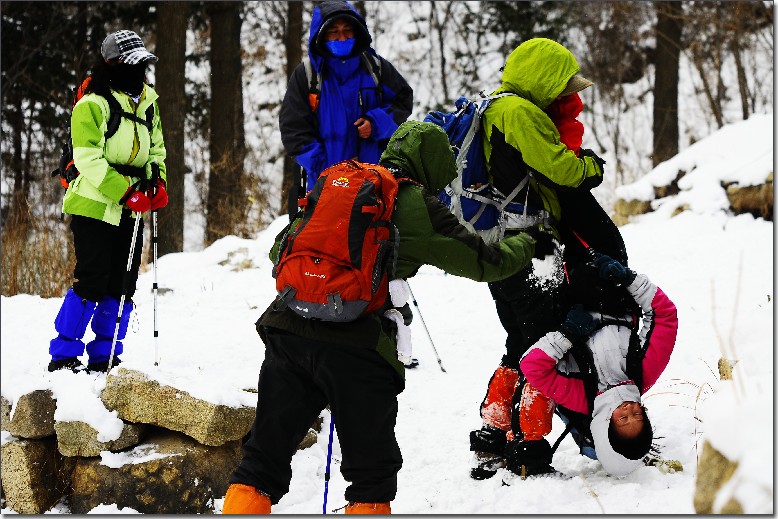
[
  {"left": 344, "top": 502, "right": 391, "bottom": 514},
  {"left": 47, "top": 358, "right": 87, "bottom": 373},
  {"left": 470, "top": 450, "right": 506, "bottom": 480},
  {"left": 469, "top": 424, "right": 508, "bottom": 480},
  {"left": 222, "top": 483, "right": 271, "bottom": 514},
  {"left": 86, "top": 357, "right": 122, "bottom": 373}
]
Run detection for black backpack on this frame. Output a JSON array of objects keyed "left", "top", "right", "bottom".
[{"left": 52, "top": 76, "right": 154, "bottom": 190}]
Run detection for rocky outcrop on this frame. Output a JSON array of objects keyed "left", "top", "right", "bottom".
[
  {"left": 1, "top": 370, "right": 322, "bottom": 513},
  {"left": 69, "top": 430, "right": 242, "bottom": 514},
  {"left": 101, "top": 368, "right": 256, "bottom": 446},
  {"left": 725, "top": 172, "right": 773, "bottom": 220}
]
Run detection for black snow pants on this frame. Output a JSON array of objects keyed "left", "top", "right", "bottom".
[{"left": 230, "top": 326, "right": 403, "bottom": 505}]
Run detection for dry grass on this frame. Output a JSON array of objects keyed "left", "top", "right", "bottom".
[{"left": 1, "top": 204, "right": 75, "bottom": 298}]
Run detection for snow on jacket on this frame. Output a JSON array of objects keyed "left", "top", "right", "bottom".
[
  {"left": 519, "top": 273, "right": 679, "bottom": 475},
  {"left": 260, "top": 122, "right": 536, "bottom": 381},
  {"left": 279, "top": 0, "right": 413, "bottom": 188},
  {"left": 65, "top": 85, "right": 167, "bottom": 226},
  {"left": 482, "top": 38, "right": 603, "bottom": 228}
]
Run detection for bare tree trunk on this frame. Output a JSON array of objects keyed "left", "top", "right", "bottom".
[
  {"left": 729, "top": 2, "right": 750, "bottom": 120},
  {"left": 282, "top": 0, "right": 303, "bottom": 220},
  {"left": 205, "top": 1, "right": 246, "bottom": 245},
  {"left": 156, "top": 1, "right": 189, "bottom": 256},
  {"left": 652, "top": 1, "right": 682, "bottom": 167}
]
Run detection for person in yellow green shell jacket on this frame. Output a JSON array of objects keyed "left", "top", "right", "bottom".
[
  {"left": 469, "top": 37, "right": 624, "bottom": 480},
  {"left": 47, "top": 30, "right": 167, "bottom": 374}
]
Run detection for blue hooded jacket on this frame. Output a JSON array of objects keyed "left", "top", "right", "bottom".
[{"left": 279, "top": 0, "right": 413, "bottom": 188}]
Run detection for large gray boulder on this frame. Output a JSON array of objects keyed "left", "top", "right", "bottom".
[
  {"left": 69, "top": 430, "right": 242, "bottom": 514},
  {"left": 100, "top": 368, "right": 255, "bottom": 446}
]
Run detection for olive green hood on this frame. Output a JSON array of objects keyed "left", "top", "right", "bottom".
[
  {"left": 497, "top": 38, "right": 581, "bottom": 110},
  {"left": 380, "top": 121, "right": 456, "bottom": 194}
]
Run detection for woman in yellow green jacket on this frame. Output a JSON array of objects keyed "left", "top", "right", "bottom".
[{"left": 48, "top": 30, "right": 167, "bottom": 373}]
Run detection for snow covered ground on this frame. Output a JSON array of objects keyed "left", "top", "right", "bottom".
[{"left": 1, "top": 115, "right": 773, "bottom": 515}]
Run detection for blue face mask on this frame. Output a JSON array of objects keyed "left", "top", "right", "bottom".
[{"left": 325, "top": 38, "right": 355, "bottom": 58}]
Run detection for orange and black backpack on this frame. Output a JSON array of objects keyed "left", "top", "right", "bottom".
[
  {"left": 272, "top": 159, "right": 401, "bottom": 322},
  {"left": 51, "top": 75, "right": 154, "bottom": 189}
]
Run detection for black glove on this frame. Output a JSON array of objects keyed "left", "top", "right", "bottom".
[
  {"left": 505, "top": 439, "right": 554, "bottom": 477},
  {"left": 579, "top": 148, "right": 606, "bottom": 169},
  {"left": 590, "top": 252, "right": 637, "bottom": 286},
  {"left": 559, "top": 304, "right": 597, "bottom": 341},
  {"left": 524, "top": 227, "right": 557, "bottom": 259}
]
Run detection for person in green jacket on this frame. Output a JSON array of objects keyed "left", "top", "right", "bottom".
[
  {"left": 47, "top": 30, "right": 167, "bottom": 374},
  {"left": 468, "top": 38, "right": 612, "bottom": 480},
  {"left": 222, "top": 121, "right": 551, "bottom": 515}
]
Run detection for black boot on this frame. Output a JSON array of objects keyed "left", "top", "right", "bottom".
[
  {"left": 469, "top": 424, "right": 508, "bottom": 480},
  {"left": 87, "top": 356, "right": 122, "bottom": 373},
  {"left": 47, "top": 358, "right": 87, "bottom": 373}
]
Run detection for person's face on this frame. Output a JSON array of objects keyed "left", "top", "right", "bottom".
[
  {"left": 610, "top": 401, "right": 645, "bottom": 439},
  {"left": 325, "top": 18, "right": 354, "bottom": 41}
]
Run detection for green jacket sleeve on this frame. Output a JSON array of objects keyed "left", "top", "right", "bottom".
[
  {"left": 393, "top": 185, "right": 534, "bottom": 281},
  {"left": 486, "top": 96, "right": 603, "bottom": 189}
]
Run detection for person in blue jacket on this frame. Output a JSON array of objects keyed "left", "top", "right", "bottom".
[{"left": 279, "top": 0, "right": 413, "bottom": 192}]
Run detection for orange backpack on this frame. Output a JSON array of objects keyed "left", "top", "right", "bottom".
[{"left": 273, "top": 160, "right": 400, "bottom": 322}]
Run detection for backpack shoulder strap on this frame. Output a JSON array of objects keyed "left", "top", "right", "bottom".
[
  {"left": 567, "top": 340, "right": 599, "bottom": 414},
  {"left": 624, "top": 313, "right": 646, "bottom": 391},
  {"left": 303, "top": 58, "right": 321, "bottom": 112},
  {"left": 360, "top": 52, "right": 382, "bottom": 88}
]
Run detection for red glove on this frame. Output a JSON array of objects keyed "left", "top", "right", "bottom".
[
  {"left": 148, "top": 179, "right": 168, "bottom": 211},
  {"left": 547, "top": 93, "right": 585, "bottom": 155},
  {"left": 123, "top": 187, "right": 151, "bottom": 213}
]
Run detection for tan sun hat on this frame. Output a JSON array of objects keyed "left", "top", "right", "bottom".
[{"left": 559, "top": 74, "right": 594, "bottom": 97}]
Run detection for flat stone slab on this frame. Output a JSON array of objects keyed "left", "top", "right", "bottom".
[{"left": 101, "top": 367, "right": 255, "bottom": 446}]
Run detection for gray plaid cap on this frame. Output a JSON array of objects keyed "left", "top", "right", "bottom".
[{"left": 101, "top": 30, "right": 158, "bottom": 65}]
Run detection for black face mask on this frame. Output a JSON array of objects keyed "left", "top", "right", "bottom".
[{"left": 109, "top": 62, "right": 147, "bottom": 97}]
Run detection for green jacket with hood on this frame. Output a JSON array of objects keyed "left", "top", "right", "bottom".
[
  {"left": 64, "top": 85, "right": 167, "bottom": 226},
  {"left": 482, "top": 38, "right": 603, "bottom": 228},
  {"left": 259, "top": 121, "right": 536, "bottom": 380}
]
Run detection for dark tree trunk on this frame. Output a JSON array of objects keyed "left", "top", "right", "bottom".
[
  {"left": 652, "top": 1, "right": 682, "bottom": 167},
  {"left": 155, "top": 1, "right": 189, "bottom": 256},
  {"left": 205, "top": 1, "right": 246, "bottom": 245},
  {"left": 281, "top": 1, "right": 304, "bottom": 220}
]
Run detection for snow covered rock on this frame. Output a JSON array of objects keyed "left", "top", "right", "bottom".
[
  {"left": 54, "top": 420, "right": 146, "bottom": 457},
  {"left": 693, "top": 439, "right": 743, "bottom": 514},
  {"left": 68, "top": 430, "right": 242, "bottom": 514},
  {"left": 100, "top": 368, "right": 255, "bottom": 447}
]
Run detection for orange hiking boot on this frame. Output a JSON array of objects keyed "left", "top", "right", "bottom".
[
  {"left": 222, "top": 483, "right": 271, "bottom": 514},
  {"left": 345, "top": 502, "right": 391, "bottom": 514}
]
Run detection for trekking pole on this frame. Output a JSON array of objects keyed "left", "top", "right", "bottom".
[
  {"left": 107, "top": 210, "right": 142, "bottom": 374},
  {"left": 322, "top": 413, "right": 336, "bottom": 514},
  {"left": 151, "top": 163, "right": 160, "bottom": 366},
  {"left": 407, "top": 284, "right": 446, "bottom": 373}
]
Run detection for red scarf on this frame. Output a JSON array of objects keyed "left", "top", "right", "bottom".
[{"left": 546, "top": 93, "right": 584, "bottom": 156}]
